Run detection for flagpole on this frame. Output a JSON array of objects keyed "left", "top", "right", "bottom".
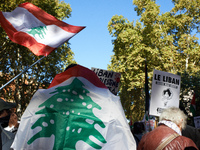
[
  {"left": 145, "top": 58, "right": 151, "bottom": 132},
  {"left": 0, "top": 56, "right": 46, "bottom": 91},
  {"left": 145, "top": 58, "right": 150, "bottom": 113}
]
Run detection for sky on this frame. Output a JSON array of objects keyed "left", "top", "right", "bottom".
[{"left": 64, "top": 0, "right": 174, "bottom": 70}]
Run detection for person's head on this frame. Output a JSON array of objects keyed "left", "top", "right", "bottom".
[
  {"left": 132, "top": 122, "right": 145, "bottom": 134},
  {"left": 0, "top": 109, "right": 12, "bottom": 118},
  {"left": 159, "top": 107, "right": 187, "bottom": 130},
  {"left": 0, "top": 98, "right": 16, "bottom": 118}
]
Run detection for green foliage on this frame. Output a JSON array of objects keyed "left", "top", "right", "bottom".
[
  {"left": 180, "top": 72, "right": 200, "bottom": 120},
  {"left": 0, "top": 0, "right": 76, "bottom": 117},
  {"left": 28, "top": 78, "right": 106, "bottom": 149},
  {"left": 108, "top": 0, "right": 200, "bottom": 122}
]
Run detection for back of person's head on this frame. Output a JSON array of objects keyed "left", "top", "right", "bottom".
[
  {"left": 159, "top": 107, "right": 187, "bottom": 130},
  {"left": 133, "top": 122, "right": 145, "bottom": 134},
  {"left": 64, "top": 64, "right": 77, "bottom": 71}
]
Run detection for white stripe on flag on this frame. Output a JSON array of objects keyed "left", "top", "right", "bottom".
[
  {"left": 3, "top": 7, "right": 75, "bottom": 48},
  {"left": 3, "top": 7, "right": 45, "bottom": 31}
]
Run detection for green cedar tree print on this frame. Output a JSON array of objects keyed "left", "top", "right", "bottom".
[
  {"left": 27, "top": 26, "right": 47, "bottom": 39},
  {"left": 27, "top": 77, "right": 107, "bottom": 149}
]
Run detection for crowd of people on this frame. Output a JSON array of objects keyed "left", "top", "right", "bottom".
[
  {"left": 0, "top": 95, "right": 200, "bottom": 150},
  {"left": 132, "top": 107, "right": 200, "bottom": 150}
]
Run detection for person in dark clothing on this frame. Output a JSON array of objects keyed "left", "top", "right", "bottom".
[
  {"left": 131, "top": 122, "right": 145, "bottom": 147},
  {"left": 0, "top": 98, "right": 18, "bottom": 150},
  {"left": 182, "top": 125, "right": 200, "bottom": 149}
]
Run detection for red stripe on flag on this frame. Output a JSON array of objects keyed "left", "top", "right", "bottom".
[
  {"left": 18, "top": 2, "right": 85, "bottom": 33},
  {"left": 11, "top": 31, "right": 55, "bottom": 56},
  {"left": 0, "top": 11, "right": 17, "bottom": 41},
  {"left": 0, "top": 11, "right": 54, "bottom": 56},
  {"left": 191, "top": 92, "right": 196, "bottom": 105},
  {"left": 48, "top": 65, "right": 108, "bottom": 89}
]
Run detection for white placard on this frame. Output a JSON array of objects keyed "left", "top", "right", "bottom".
[
  {"left": 91, "top": 67, "right": 121, "bottom": 95},
  {"left": 150, "top": 69, "right": 181, "bottom": 116},
  {"left": 194, "top": 116, "right": 200, "bottom": 128}
]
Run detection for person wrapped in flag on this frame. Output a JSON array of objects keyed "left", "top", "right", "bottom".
[{"left": 11, "top": 64, "right": 136, "bottom": 150}]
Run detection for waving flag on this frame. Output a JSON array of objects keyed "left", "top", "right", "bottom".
[
  {"left": 0, "top": 2, "right": 85, "bottom": 56},
  {"left": 11, "top": 65, "right": 136, "bottom": 150}
]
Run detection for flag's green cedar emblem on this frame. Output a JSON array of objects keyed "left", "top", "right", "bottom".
[
  {"left": 27, "top": 78, "right": 107, "bottom": 149},
  {"left": 27, "top": 26, "right": 47, "bottom": 39}
]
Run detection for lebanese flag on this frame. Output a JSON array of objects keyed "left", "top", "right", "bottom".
[
  {"left": 0, "top": 2, "right": 85, "bottom": 56},
  {"left": 11, "top": 65, "right": 136, "bottom": 150}
]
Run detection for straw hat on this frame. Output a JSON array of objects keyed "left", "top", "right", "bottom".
[{"left": 0, "top": 98, "right": 16, "bottom": 111}]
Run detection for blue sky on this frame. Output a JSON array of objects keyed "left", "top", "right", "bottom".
[{"left": 64, "top": 0, "right": 173, "bottom": 70}]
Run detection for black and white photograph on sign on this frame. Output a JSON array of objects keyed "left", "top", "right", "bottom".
[
  {"left": 149, "top": 69, "right": 181, "bottom": 116},
  {"left": 91, "top": 67, "right": 121, "bottom": 95},
  {"left": 194, "top": 116, "right": 200, "bottom": 129}
]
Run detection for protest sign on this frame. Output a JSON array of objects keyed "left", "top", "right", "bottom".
[
  {"left": 91, "top": 67, "right": 121, "bottom": 95},
  {"left": 150, "top": 69, "right": 181, "bottom": 116},
  {"left": 194, "top": 116, "right": 200, "bottom": 128}
]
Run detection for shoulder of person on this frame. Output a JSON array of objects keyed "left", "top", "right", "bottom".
[
  {"left": 1, "top": 128, "right": 15, "bottom": 150},
  {"left": 177, "top": 136, "right": 198, "bottom": 149}
]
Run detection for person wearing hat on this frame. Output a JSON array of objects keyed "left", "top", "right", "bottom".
[{"left": 0, "top": 98, "right": 18, "bottom": 150}]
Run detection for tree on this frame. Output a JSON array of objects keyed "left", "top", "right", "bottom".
[
  {"left": 108, "top": 0, "right": 200, "bottom": 122},
  {"left": 27, "top": 78, "right": 106, "bottom": 149},
  {"left": 0, "top": 0, "right": 76, "bottom": 117}
]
